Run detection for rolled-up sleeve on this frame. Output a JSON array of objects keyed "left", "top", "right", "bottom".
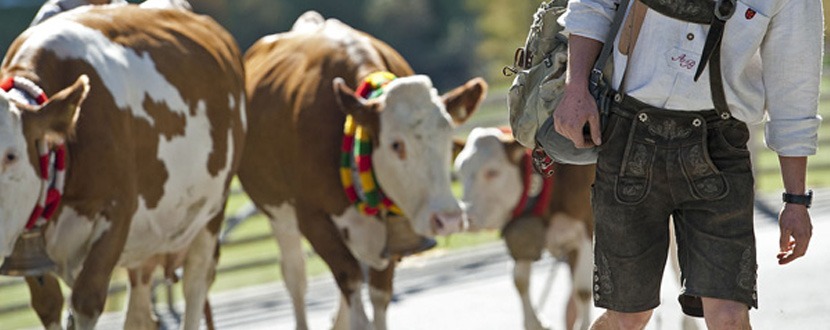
[
  {"left": 558, "top": 0, "right": 618, "bottom": 42},
  {"left": 761, "top": 0, "right": 823, "bottom": 156}
]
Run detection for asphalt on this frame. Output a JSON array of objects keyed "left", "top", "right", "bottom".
[{"left": 90, "top": 190, "right": 830, "bottom": 329}]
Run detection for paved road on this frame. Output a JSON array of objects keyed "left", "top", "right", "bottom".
[{"left": 95, "top": 192, "right": 830, "bottom": 330}]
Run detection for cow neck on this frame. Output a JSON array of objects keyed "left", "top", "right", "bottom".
[
  {"left": 511, "top": 150, "right": 554, "bottom": 219},
  {"left": 340, "top": 71, "right": 403, "bottom": 218},
  {"left": 1, "top": 76, "right": 66, "bottom": 230}
]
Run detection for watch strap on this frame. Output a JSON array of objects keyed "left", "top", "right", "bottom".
[{"left": 783, "top": 190, "right": 813, "bottom": 208}]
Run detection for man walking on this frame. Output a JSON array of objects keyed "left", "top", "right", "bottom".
[{"left": 554, "top": 0, "right": 821, "bottom": 328}]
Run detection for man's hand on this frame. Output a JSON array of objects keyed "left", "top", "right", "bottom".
[
  {"left": 554, "top": 85, "right": 602, "bottom": 148},
  {"left": 777, "top": 203, "right": 812, "bottom": 265},
  {"left": 554, "top": 35, "right": 604, "bottom": 149}
]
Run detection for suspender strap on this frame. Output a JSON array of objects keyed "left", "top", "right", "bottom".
[
  {"left": 695, "top": 0, "right": 736, "bottom": 119},
  {"left": 590, "top": 0, "right": 632, "bottom": 90},
  {"left": 709, "top": 43, "right": 731, "bottom": 119}
]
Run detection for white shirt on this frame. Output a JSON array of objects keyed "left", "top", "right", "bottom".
[{"left": 560, "top": 0, "right": 823, "bottom": 157}]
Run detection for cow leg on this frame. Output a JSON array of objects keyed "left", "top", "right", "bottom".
[
  {"left": 368, "top": 261, "right": 396, "bottom": 330},
  {"left": 125, "top": 258, "right": 160, "bottom": 330},
  {"left": 565, "top": 236, "right": 593, "bottom": 330},
  {"left": 264, "top": 204, "right": 309, "bottom": 330},
  {"left": 513, "top": 260, "right": 547, "bottom": 330},
  {"left": 546, "top": 216, "right": 592, "bottom": 330},
  {"left": 25, "top": 274, "right": 64, "bottom": 330},
  {"left": 296, "top": 207, "right": 368, "bottom": 330},
  {"left": 69, "top": 204, "right": 134, "bottom": 330},
  {"left": 181, "top": 221, "right": 220, "bottom": 330},
  {"left": 332, "top": 295, "right": 350, "bottom": 330}
]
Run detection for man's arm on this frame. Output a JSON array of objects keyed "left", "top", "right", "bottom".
[
  {"left": 554, "top": 35, "right": 603, "bottom": 148},
  {"left": 777, "top": 156, "right": 812, "bottom": 265}
]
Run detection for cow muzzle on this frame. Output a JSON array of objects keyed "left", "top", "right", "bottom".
[{"left": 430, "top": 210, "right": 468, "bottom": 236}]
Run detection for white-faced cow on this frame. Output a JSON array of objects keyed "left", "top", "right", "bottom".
[
  {"left": 239, "top": 11, "right": 486, "bottom": 330},
  {"left": 0, "top": 4, "right": 245, "bottom": 329},
  {"left": 454, "top": 128, "right": 700, "bottom": 330},
  {"left": 454, "top": 127, "right": 594, "bottom": 330}
]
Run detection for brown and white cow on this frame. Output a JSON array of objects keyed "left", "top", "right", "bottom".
[
  {"left": 454, "top": 127, "right": 594, "bottom": 330},
  {"left": 239, "top": 11, "right": 486, "bottom": 330},
  {"left": 0, "top": 4, "right": 245, "bottom": 329},
  {"left": 454, "top": 127, "right": 700, "bottom": 330}
]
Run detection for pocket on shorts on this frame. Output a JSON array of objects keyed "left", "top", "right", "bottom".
[
  {"left": 614, "top": 121, "right": 656, "bottom": 205},
  {"left": 680, "top": 142, "right": 730, "bottom": 201},
  {"left": 707, "top": 120, "right": 752, "bottom": 173}
]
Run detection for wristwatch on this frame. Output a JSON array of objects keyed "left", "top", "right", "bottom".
[{"left": 782, "top": 190, "right": 813, "bottom": 209}]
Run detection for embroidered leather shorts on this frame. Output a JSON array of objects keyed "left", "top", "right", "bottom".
[{"left": 592, "top": 96, "right": 757, "bottom": 316}]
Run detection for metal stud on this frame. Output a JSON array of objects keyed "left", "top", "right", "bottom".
[
  {"left": 692, "top": 118, "right": 702, "bottom": 127},
  {"left": 614, "top": 94, "right": 622, "bottom": 102},
  {"left": 721, "top": 112, "right": 731, "bottom": 120},
  {"left": 638, "top": 113, "right": 648, "bottom": 122}
]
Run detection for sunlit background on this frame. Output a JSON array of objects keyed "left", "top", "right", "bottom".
[{"left": 0, "top": 0, "right": 827, "bottom": 328}]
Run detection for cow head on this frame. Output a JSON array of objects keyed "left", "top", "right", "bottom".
[
  {"left": 454, "top": 127, "right": 526, "bottom": 232},
  {"left": 0, "top": 75, "right": 88, "bottom": 261},
  {"left": 333, "top": 75, "right": 486, "bottom": 237}
]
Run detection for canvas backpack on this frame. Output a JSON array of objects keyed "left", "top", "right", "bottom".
[{"left": 505, "top": 0, "right": 570, "bottom": 150}]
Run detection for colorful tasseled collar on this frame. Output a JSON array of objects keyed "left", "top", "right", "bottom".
[{"left": 339, "top": 72, "right": 403, "bottom": 217}]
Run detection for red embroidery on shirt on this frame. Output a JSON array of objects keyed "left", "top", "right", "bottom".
[
  {"left": 671, "top": 53, "right": 696, "bottom": 70},
  {"left": 745, "top": 9, "right": 756, "bottom": 20}
]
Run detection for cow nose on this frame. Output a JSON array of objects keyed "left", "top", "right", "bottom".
[{"left": 431, "top": 210, "right": 467, "bottom": 236}]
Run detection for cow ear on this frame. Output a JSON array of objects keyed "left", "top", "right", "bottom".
[
  {"left": 504, "top": 140, "right": 527, "bottom": 165},
  {"left": 451, "top": 137, "right": 466, "bottom": 162},
  {"left": 24, "top": 75, "right": 89, "bottom": 139},
  {"left": 442, "top": 77, "right": 487, "bottom": 126},
  {"left": 333, "top": 77, "right": 379, "bottom": 126}
]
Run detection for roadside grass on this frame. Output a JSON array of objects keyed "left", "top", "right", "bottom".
[{"left": 1, "top": 75, "right": 828, "bottom": 329}]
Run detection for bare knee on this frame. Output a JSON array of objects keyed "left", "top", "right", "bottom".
[
  {"left": 591, "top": 310, "right": 652, "bottom": 330},
  {"left": 702, "top": 298, "right": 750, "bottom": 330}
]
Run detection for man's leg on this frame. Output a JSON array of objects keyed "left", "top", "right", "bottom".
[
  {"left": 702, "top": 297, "right": 750, "bottom": 330},
  {"left": 590, "top": 309, "right": 653, "bottom": 330}
]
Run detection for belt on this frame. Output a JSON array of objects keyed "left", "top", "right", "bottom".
[{"left": 611, "top": 94, "right": 730, "bottom": 124}]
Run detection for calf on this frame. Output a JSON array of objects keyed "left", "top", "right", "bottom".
[
  {"left": 454, "top": 128, "right": 700, "bottom": 330},
  {"left": 454, "top": 127, "right": 594, "bottom": 330},
  {"left": 239, "top": 11, "right": 486, "bottom": 330},
  {"left": 0, "top": 4, "right": 245, "bottom": 329}
]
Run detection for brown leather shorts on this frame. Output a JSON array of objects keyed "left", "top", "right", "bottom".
[{"left": 591, "top": 96, "right": 757, "bottom": 316}]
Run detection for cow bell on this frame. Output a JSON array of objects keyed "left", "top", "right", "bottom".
[
  {"left": 384, "top": 215, "right": 436, "bottom": 258},
  {"left": 0, "top": 229, "right": 56, "bottom": 277}
]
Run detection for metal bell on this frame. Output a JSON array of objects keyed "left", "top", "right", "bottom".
[
  {"left": 384, "top": 215, "right": 436, "bottom": 258},
  {"left": 0, "top": 229, "right": 56, "bottom": 277}
]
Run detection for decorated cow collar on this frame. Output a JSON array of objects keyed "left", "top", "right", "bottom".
[
  {"left": 511, "top": 150, "right": 554, "bottom": 219},
  {"left": 340, "top": 72, "right": 403, "bottom": 218},
  {"left": 2, "top": 76, "right": 66, "bottom": 230}
]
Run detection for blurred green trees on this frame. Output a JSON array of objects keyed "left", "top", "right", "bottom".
[{"left": 0, "top": 0, "right": 546, "bottom": 89}]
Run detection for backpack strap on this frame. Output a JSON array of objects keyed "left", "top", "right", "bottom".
[
  {"left": 619, "top": 0, "right": 647, "bottom": 56},
  {"left": 590, "top": 0, "right": 632, "bottom": 95}
]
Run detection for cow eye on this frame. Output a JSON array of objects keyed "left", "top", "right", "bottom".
[
  {"left": 391, "top": 140, "right": 406, "bottom": 160},
  {"left": 484, "top": 168, "right": 499, "bottom": 180},
  {"left": 4, "top": 152, "right": 16, "bottom": 164}
]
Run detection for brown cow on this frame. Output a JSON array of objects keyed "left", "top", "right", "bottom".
[
  {"left": 454, "top": 127, "right": 700, "bottom": 330},
  {"left": 239, "top": 11, "right": 486, "bottom": 330},
  {"left": 0, "top": 4, "right": 245, "bottom": 329}
]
